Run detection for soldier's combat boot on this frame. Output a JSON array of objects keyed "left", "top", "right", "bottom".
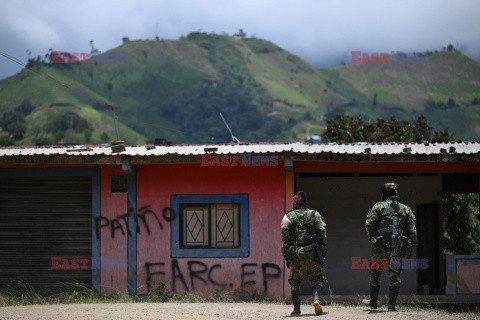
[
  {"left": 312, "top": 285, "right": 323, "bottom": 315},
  {"left": 291, "top": 290, "right": 301, "bottom": 316},
  {"left": 388, "top": 286, "right": 400, "bottom": 311},
  {"left": 362, "top": 285, "right": 380, "bottom": 309}
]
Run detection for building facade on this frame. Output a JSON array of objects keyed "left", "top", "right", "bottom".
[{"left": 1, "top": 142, "right": 479, "bottom": 298}]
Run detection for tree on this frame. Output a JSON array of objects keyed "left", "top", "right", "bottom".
[
  {"left": 33, "top": 135, "right": 52, "bottom": 146},
  {"left": 7, "top": 121, "right": 26, "bottom": 140},
  {"left": 372, "top": 116, "right": 414, "bottom": 142},
  {"left": 233, "top": 29, "right": 247, "bottom": 39},
  {"left": 303, "top": 111, "right": 313, "bottom": 121},
  {"left": 54, "top": 131, "right": 64, "bottom": 143},
  {"left": 44, "top": 112, "right": 92, "bottom": 134},
  {"left": 0, "top": 111, "right": 22, "bottom": 130},
  {"left": 443, "top": 193, "right": 480, "bottom": 254},
  {"left": 322, "top": 114, "right": 453, "bottom": 143},
  {"left": 322, "top": 114, "right": 374, "bottom": 143},
  {"left": 107, "top": 82, "right": 113, "bottom": 100},
  {"left": 45, "top": 48, "right": 52, "bottom": 63},
  {"left": 25, "top": 55, "right": 44, "bottom": 68},
  {"left": 432, "top": 128, "right": 455, "bottom": 143},
  {"left": 447, "top": 98, "right": 457, "bottom": 108},
  {"left": 411, "top": 114, "right": 432, "bottom": 142},
  {"left": 0, "top": 134, "right": 13, "bottom": 146},
  {"left": 83, "top": 129, "right": 92, "bottom": 143},
  {"left": 89, "top": 40, "right": 100, "bottom": 55},
  {"left": 100, "top": 132, "right": 109, "bottom": 142}
]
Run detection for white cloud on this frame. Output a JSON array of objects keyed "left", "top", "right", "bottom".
[{"left": 1, "top": 0, "right": 479, "bottom": 78}]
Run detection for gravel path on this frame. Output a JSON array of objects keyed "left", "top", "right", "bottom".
[{"left": 1, "top": 302, "right": 477, "bottom": 320}]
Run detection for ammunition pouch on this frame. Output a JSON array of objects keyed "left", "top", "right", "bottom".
[
  {"left": 396, "top": 236, "right": 412, "bottom": 257},
  {"left": 297, "top": 234, "right": 311, "bottom": 246},
  {"left": 283, "top": 245, "right": 316, "bottom": 260},
  {"left": 287, "top": 243, "right": 327, "bottom": 260},
  {"left": 369, "top": 236, "right": 390, "bottom": 255},
  {"left": 296, "top": 245, "right": 317, "bottom": 259},
  {"left": 370, "top": 235, "right": 411, "bottom": 257}
]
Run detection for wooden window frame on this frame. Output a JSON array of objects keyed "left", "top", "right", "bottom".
[
  {"left": 180, "top": 203, "right": 240, "bottom": 249},
  {"left": 171, "top": 194, "right": 249, "bottom": 258}
]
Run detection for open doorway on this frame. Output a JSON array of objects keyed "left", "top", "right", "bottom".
[
  {"left": 296, "top": 173, "right": 442, "bottom": 295},
  {"left": 416, "top": 201, "right": 442, "bottom": 294}
]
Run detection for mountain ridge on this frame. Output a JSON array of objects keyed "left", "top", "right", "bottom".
[{"left": 0, "top": 32, "right": 479, "bottom": 146}]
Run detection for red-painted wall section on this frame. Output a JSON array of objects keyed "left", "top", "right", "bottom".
[{"left": 135, "top": 163, "right": 286, "bottom": 299}]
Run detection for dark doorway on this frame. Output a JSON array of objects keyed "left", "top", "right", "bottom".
[{"left": 416, "top": 201, "right": 442, "bottom": 294}]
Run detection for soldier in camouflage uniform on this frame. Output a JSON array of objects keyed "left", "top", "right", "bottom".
[
  {"left": 281, "top": 191, "right": 326, "bottom": 316},
  {"left": 362, "top": 183, "right": 417, "bottom": 311}
]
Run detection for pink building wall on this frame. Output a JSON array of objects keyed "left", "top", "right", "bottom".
[{"left": 100, "top": 163, "right": 287, "bottom": 298}]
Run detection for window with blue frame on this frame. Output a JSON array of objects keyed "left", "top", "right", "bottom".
[{"left": 171, "top": 194, "right": 249, "bottom": 258}]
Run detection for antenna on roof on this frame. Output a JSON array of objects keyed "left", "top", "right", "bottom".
[
  {"left": 107, "top": 103, "right": 120, "bottom": 141},
  {"left": 219, "top": 113, "right": 240, "bottom": 143}
]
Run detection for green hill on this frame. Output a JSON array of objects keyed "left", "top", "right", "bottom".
[
  {"left": 0, "top": 33, "right": 479, "bottom": 146},
  {"left": 331, "top": 51, "right": 480, "bottom": 139}
]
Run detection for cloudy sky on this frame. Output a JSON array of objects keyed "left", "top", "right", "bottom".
[{"left": 1, "top": 0, "right": 479, "bottom": 80}]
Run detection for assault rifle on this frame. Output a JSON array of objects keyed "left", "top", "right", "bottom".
[
  {"left": 303, "top": 217, "right": 328, "bottom": 266},
  {"left": 385, "top": 196, "right": 401, "bottom": 268}
]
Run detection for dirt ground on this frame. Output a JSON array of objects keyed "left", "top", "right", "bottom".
[{"left": 1, "top": 303, "right": 478, "bottom": 320}]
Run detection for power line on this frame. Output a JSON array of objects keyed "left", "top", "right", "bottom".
[{"left": 0, "top": 51, "right": 70, "bottom": 89}]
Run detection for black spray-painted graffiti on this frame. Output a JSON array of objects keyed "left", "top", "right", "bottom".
[
  {"left": 95, "top": 205, "right": 176, "bottom": 238},
  {"left": 146, "top": 259, "right": 282, "bottom": 294}
]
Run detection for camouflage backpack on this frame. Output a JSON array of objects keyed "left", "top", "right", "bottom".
[
  {"left": 288, "top": 209, "right": 320, "bottom": 259},
  {"left": 370, "top": 201, "right": 412, "bottom": 257}
]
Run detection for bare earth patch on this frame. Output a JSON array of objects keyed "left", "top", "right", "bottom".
[{"left": 1, "top": 303, "right": 478, "bottom": 320}]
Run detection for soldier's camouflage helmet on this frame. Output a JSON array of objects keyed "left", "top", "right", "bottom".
[{"left": 380, "top": 182, "right": 400, "bottom": 201}]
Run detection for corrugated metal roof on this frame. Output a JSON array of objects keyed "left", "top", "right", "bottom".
[{"left": 1, "top": 142, "right": 480, "bottom": 157}]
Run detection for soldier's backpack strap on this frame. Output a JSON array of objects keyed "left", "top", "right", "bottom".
[
  {"left": 305, "top": 209, "right": 313, "bottom": 221},
  {"left": 381, "top": 200, "right": 394, "bottom": 213},
  {"left": 289, "top": 209, "right": 297, "bottom": 224},
  {"left": 289, "top": 209, "right": 299, "bottom": 235},
  {"left": 377, "top": 201, "right": 394, "bottom": 235}
]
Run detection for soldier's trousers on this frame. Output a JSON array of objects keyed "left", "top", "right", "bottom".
[
  {"left": 369, "top": 254, "right": 402, "bottom": 287},
  {"left": 288, "top": 258, "right": 325, "bottom": 291}
]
